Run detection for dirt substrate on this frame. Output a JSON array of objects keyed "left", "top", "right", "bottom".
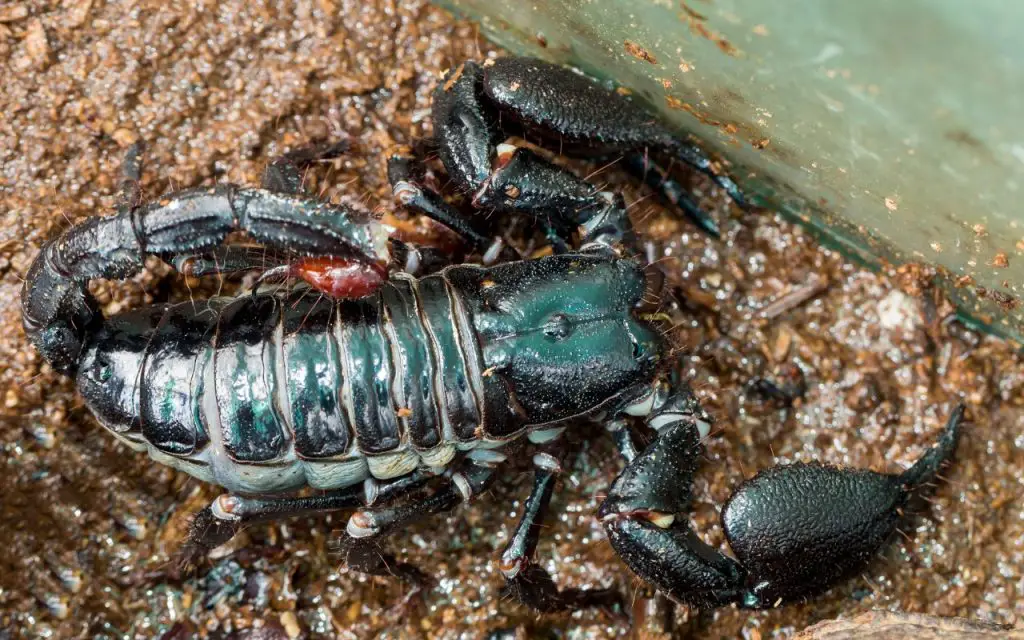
[{"left": 2, "top": 2, "right": 1023, "bottom": 639}]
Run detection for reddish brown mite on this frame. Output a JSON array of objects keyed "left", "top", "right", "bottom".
[{"left": 287, "top": 256, "right": 387, "bottom": 299}]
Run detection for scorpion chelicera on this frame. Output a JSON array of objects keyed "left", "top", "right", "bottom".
[{"left": 22, "top": 56, "right": 964, "bottom": 615}]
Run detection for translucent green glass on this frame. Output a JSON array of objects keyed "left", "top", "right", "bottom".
[{"left": 439, "top": 0, "right": 1024, "bottom": 342}]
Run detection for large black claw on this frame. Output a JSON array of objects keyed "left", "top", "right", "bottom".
[
  {"left": 472, "top": 146, "right": 599, "bottom": 229},
  {"left": 604, "top": 518, "right": 746, "bottom": 609},
  {"left": 722, "top": 404, "right": 965, "bottom": 608},
  {"left": 432, "top": 60, "right": 496, "bottom": 193},
  {"left": 479, "top": 56, "right": 748, "bottom": 231},
  {"left": 600, "top": 419, "right": 746, "bottom": 609}
]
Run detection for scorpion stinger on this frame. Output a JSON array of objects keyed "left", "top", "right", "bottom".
[{"left": 22, "top": 142, "right": 390, "bottom": 374}]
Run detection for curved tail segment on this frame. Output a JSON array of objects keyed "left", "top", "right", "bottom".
[{"left": 21, "top": 143, "right": 389, "bottom": 375}]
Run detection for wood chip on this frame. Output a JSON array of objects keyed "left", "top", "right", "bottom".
[
  {"left": 0, "top": 5, "right": 29, "bottom": 23},
  {"left": 24, "top": 18, "right": 52, "bottom": 70}
]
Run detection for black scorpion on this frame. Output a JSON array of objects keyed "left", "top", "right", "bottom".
[{"left": 22, "top": 56, "right": 964, "bottom": 615}]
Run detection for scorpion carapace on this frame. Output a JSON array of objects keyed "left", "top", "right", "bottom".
[{"left": 22, "top": 55, "right": 965, "bottom": 621}]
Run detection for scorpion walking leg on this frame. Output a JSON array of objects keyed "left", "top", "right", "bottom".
[
  {"left": 172, "top": 245, "right": 292, "bottom": 281},
  {"left": 621, "top": 152, "right": 721, "bottom": 238},
  {"left": 182, "top": 486, "right": 366, "bottom": 563},
  {"left": 338, "top": 461, "right": 496, "bottom": 588},
  {"left": 745, "top": 368, "right": 808, "bottom": 409},
  {"left": 261, "top": 139, "right": 350, "bottom": 194},
  {"left": 117, "top": 141, "right": 146, "bottom": 208},
  {"left": 500, "top": 452, "right": 622, "bottom": 614},
  {"left": 341, "top": 538, "right": 431, "bottom": 589},
  {"left": 344, "top": 461, "right": 496, "bottom": 540},
  {"left": 387, "top": 147, "right": 501, "bottom": 254},
  {"left": 182, "top": 470, "right": 436, "bottom": 563},
  {"left": 666, "top": 139, "right": 748, "bottom": 211}
]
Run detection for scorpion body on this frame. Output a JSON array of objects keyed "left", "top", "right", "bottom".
[
  {"left": 22, "top": 55, "right": 966, "bottom": 620},
  {"left": 78, "top": 254, "right": 659, "bottom": 496}
]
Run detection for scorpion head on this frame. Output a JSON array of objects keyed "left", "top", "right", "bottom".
[{"left": 463, "top": 253, "right": 665, "bottom": 424}]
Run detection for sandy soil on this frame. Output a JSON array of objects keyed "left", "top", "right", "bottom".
[{"left": 1, "top": 1, "right": 1022, "bottom": 638}]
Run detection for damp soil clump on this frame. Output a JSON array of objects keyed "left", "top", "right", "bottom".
[{"left": 2, "top": 1, "right": 1023, "bottom": 638}]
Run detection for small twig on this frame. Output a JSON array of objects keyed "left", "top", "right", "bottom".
[{"left": 758, "top": 273, "right": 828, "bottom": 320}]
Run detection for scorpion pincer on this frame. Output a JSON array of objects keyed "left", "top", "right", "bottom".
[{"left": 22, "top": 56, "right": 965, "bottom": 615}]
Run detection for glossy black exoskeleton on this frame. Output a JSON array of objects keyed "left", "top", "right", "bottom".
[
  {"left": 22, "top": 98, "right": 963, "bottom": 620},
  {"left": 388, "top": 56, "right": 748, "bottom": 244}
]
